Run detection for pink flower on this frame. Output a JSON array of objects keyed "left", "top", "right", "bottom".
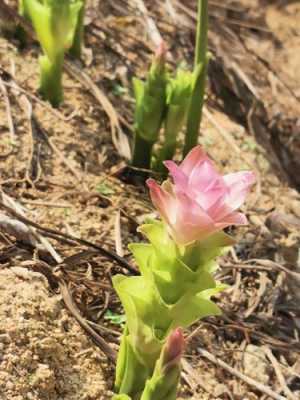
[{"left": 147, "top": 146, "right": 255, "bottom": 245}]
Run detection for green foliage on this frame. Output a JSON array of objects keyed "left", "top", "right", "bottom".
[
  {"left": 113, "top": 220, "right": 230, "bottom": 398},
  {"left": 104, "top": 310, "right": 126, "bottom": 326},
  {"left": 20, "top": 0, "right": 84, "bottom": 106},
  {"left": 154, "top": 69, "right": 194, "bottom": 171},
  {"left": 139, "top": 338, "right": 181, "bottom": 400},
  {"left": 69, "top": 0, "right": 85, "bottom": 58},
  {"left": 131, "top": 53, "right": 168, "bottom": 169},
  {"left": 96, "top": 182, "right": 115, "bottom": 196}
]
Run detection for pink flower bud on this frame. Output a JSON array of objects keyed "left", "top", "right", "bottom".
[
  {"left": 162, "top": 328, "right": 185, "bottom": 371},
  {"left": 147, "top": 146, "right": 255, "bottom": 245}
]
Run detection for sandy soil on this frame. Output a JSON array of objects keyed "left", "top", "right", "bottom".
[{"left": 0, "top": 268, "right": 111, "bottom": 400}]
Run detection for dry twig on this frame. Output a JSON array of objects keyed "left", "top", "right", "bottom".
[
  {"left": 0, "top": 199, "right": 137, "bottom": 273},
  {"left": 198, "top": 347, "right": 287, "bottom": 400},
  {"left": 264, "top": 347, "right": 298, "bottom": 400}
]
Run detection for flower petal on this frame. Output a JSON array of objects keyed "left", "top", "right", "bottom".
[
  {"left": 179, "top": 145, "right": 208, "bottom": 176},
  {"left": 148, "top": 148, "right": 254, "bottom": 245},
  {"left": 215, "top": 212, "right": 248, "bottom": 230},
  {"left": 164, "top": 160, "right": 188, "bottom": 191},
  {"left": 188, "top": 160, "right": 222, "bottom": 193},
  {"left": 172, "top": 192, "right": 215, "bottom": 244},
  {"left": 223, "top": 171, "right": 256, "bottom": 187},
  {"left": 147, "top": 179, "right": 177, "bottom": 225},
  {"left": 222, "top": 171, "right": 255, "bottom": 212}
]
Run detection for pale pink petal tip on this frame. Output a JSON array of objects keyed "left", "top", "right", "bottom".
[
  {"left": 225, "top": 212, "right": 248, "bottom": 226},
  {"left": 180, "top": 145, "right": 208, "bottom": 174}
]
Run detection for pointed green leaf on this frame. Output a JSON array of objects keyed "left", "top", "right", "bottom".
[
  {"left": 170, "top": 287, "right": 224, "bottom": 329},
  {"left": 133, "top": 78, "right": 145, "bottom": 103},
  {"left": 182, "top": 232, "right": 234, "bottom": 271},
  {"left": 112, "top": 275, "right": 169, "bottom": 360},
  {"left": 139, "top": 222, "right": 177, "bottom": 262},
  {"left": 24, "top": 0, "right": 54, "bottom": 57},
  {"left": 129, "top": 243, "right": 153, "bottom": 279}
]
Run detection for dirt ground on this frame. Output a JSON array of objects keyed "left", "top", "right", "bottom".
[{"left": 0, "top": 0, "right": 300, "bottom": 399}]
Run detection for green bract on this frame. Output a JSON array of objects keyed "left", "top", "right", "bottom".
[
  {"left": 113, "top": 220, "right": 230, "bottom": 399},
  {"left": 155, "top": 68, "right": 194, "bottom": 171},
  {"left": 131, "top": 50, "right": 168, "bottom": 169},
  {"left": 20, "top": 0, "right": 83, "bottom": 106},
  {"left": 139, "top": 331, "right": 182, "bottom": 400}
]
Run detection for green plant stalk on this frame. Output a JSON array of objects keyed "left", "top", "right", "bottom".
[
  {"left": 131, "top": 45, "right": 168, "bottom": 169},
  {"left": 140, "top": 358, "right": 180, "bottom": 400},
  {"left": 113, "top": 220, "right": 231, "bottom": 398},
  {"left": 39, "top": 52, "right": 64, "bottom": 108},
  {"left": 154, "top": 69, "right": 193, "bottom": 173},
  {"left": 183, "top": 0, "right": 209, "bottom": 157},
  {"left": 132, "top": 134, "right": 155, "bottom": 171},
  {"left": 69, "top": 0, "right": 85, "bottom": 58},
  {"left": 139, "top": 329, "right": 183, "bottom": 400},
  {"left": 155, "top": 104, "right": 186, "bottom": 174}
]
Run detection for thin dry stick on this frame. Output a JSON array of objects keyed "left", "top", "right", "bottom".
[
  {"left": 264, "top": 347, "right": 298, "bottom": 400},
  {"left": 3, "top": 79, "right": 75, "bottom": 122},
  {"left": 131, "top": 0, "right": 163, "bottom": 47},
  {"left": 64, "top": 60, "right": 131, "bottom": 160},
  {"left": 0, "top": 200, "right": 137, "bottom": 274},
  {"left": 1, "top": 191, "right": 62, "bottom": 263},
  {"left": 198, "top": 347, "right": 287, "bottom": 400},
  {"left": 19, "top": 94, "right": 43, "bottom": 185},
  {"left": 0, "top": 76, "right": 16, "bottom": 141},
  {"left": 114, "top": 210, "right": 124, "bottom": 257},
  {"left": 182, "top": 358, "right": 210, "bottom": 393},
  {"left": 20, "top": 199, "right": 72, "bottom": 208},
  {"left": 244, "top": 272, "right": 268, "bottom": 318},
  {"left": 245, "top": 259, "right": 300, "bottom": 280},
  {"left": 58, "top": 279, "right": 117, "bottom": 362}
]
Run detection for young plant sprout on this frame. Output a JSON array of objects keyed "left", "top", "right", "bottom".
[
  {"left": 154, "top": 68, "right": 193, "bottom": 172},
  {"left": 132, "top": 43, "right": 168, "bottom": 169},
  {"left": 113, "top": 146, "right": 255, "bottom": 399},
  {"left": 20, "top": 0, "right": 84, "bottom": 106},
  {"left": 131, "top": 0, "right": 210, "bottom": 171}
]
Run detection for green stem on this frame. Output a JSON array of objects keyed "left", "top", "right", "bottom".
[
  {"left": 131, "top": 133, "right": 154, "bottom": 170},
  {"left": 160, "top": 142, "right": 177, "bottom": 166},
  {"left": 69, "top": 1, "right": 85, "bottom": 58},
  {"left": 39, "top": 53, "right": 64, "bottom": 107},
  {"left": 183, "top": 0, "right": 208, "bottom": 156},
  {"left": 154, "top": 142, "right": 176, "bottom": 176}
]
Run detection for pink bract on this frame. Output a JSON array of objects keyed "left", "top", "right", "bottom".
[
  {"left": 147, "top": 146, "right": 255, "bottom": 245},
  {"left": 162, "top": 328, "right": 185, "bottom": 369}
]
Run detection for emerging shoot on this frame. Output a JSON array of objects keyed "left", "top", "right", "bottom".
[{"left": 20, "top": 0, "right": 84, "bottom": 106}]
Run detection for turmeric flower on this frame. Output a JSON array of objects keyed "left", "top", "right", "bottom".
[{"left": 147, "top": 146, "right": 255, "bottom": 245}]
